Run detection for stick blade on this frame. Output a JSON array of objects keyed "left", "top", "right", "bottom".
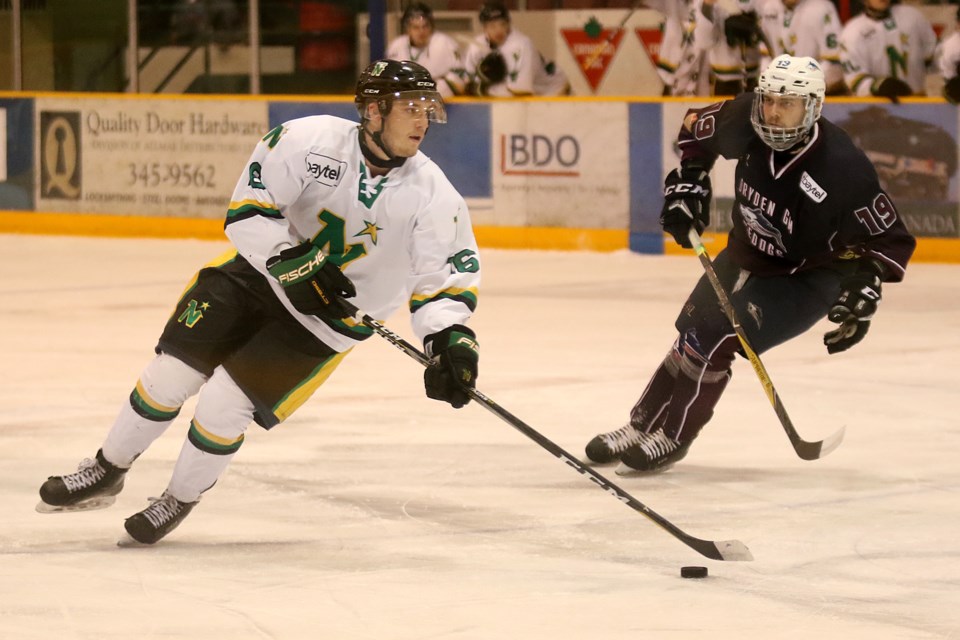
[
  {"left": 794, "top": 425, "right": 846, "bottom": 461},
  {"left": 688, "top": 537, "right": 754, "bottom": 562}
]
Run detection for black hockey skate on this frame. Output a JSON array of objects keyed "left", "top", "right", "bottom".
[
  {"left": 122, "top": 491, "right": 198, "bottom": 545},
  {"left": 615, "top": 429, "right": 691, "bottom": 476},
  {"left": 37, "top": 449, "right": 128, "bottom": 513},
  {"left": 585, "top": 423, "right": 647, "bottom": 463}
]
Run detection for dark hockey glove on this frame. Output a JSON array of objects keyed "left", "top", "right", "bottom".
[
  {"left": 424, "top": 325, "right": 479, "bottom": 409},
  {"left": 266, "top": 243, "right": 356, "bottom": 321},
  {"left": 660, "top": 166, "right": 711, "bottom": 249},
  {"left": 478, "top": 51, "right": 508, "bottom": 85},
  {"left": 944, "top": 76, "right": 960, "bottom": 104},
  {"left": 871, "top": 77, "right": 912, "bottom": 102},
  {"left": 823, "top": 260, "right": 884, "bottom": 355},
  {"left": 724, "top": 11, "right": 761, "bottom": 47}
]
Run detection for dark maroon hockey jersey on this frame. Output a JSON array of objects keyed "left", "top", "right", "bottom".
[{"left": 677, "top": 93, "right": 916, "bottom": 282}]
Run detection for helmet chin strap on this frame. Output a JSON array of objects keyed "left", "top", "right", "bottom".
[{"left": 359, "top": 122, "right": 407, "bottom": 170}]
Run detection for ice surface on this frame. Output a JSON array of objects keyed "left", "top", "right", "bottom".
[{"left": 1, "top": 235, "right": 958, "bottom": 639}]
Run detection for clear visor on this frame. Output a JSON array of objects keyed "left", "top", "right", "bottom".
[{"left": 390, "top": 90, "right": 447, "bottom": 124}]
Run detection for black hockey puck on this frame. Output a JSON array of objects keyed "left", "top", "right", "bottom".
[{"left": 681, "top": 566, "right": 708, "bottom": 579}]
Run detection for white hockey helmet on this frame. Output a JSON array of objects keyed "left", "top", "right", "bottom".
[{"left": 750, "top": 55, "right": 826, "bottom": 151}]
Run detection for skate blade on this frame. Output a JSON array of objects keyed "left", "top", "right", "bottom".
[
  {"left": 35, "top": 495, "right": 117, "bottom": 514},
  {"left": 614, "top": 462, "right": 677, "bottom": 477},
  {"left": 116, "top": 532, "right": 150, "bottom": 548}
]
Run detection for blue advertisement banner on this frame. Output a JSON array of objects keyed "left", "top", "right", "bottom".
[{"left": 0, "top": 98, "right": 34, "bottom": 210}]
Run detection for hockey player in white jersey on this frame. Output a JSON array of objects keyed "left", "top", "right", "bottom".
[
  {"left": 386, "top": 2, "right": 466, "bottom": 97},
  {"left": 37, "top": 60, "right": 482, "bottom": 545},
  {"left": 759, "top": 0, "right": 844, "bottom": 94},
  {"left": 938, "top": 6, "right": 960, "bottom": 103},
  {"left": 464, "top": 1, "right": 569, "bottom": 97},
  {"left": 839, "top": 0, "right": 937, "bottom": 99},
  {"left": 697, "top": 0, "right": 765, "bottom": 95},
  {"left": 646, "top": 0, "right": 711, "bottom": 96}
]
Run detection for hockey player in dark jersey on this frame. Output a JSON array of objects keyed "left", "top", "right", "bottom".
[{"left": 585, "top": 54, "right": 916, "bottom": 474}]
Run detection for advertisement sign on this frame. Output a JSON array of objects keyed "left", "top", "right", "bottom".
[
  {"left": 488, "top": 101, "right": 629, "bottom": 229},
  {"left": 35, "top": 98, "right": 268, "bottom": 218},
  {"left": 825, "top": 102, "right": 959, "bottom": 239}
]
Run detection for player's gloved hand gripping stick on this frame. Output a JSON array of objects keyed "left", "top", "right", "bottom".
[
  {"left": 267, "top": 243, "right": 357, "bottom": 320},
  {"left": 339, "top": 299, "right": 753, "bottom": 562},
  {"left": 687, "top": 228, "right": 846, "bottom": 461}
]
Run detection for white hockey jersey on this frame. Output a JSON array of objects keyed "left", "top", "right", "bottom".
[
  {"left": 697, "top": 0, "right": 763, "bottom": 87},
  {"left": 939, "top": 30, "right": 960, "bottom": 81},
  {"left": 646, "top": 0, "right": 711, "bottom": 96},
  {"left": 840, "top": 5, "right": 937, "bottom": 96},
  {"left": 224, "top": 115, "right": 480, "bottom": 353},
  {"left": 464, "top": 29, "right": 569, "bottom": 97},
  {"left": 760, "top": 0, "right": 842, "bottom": 87},
  {"left": 386, "top": 32, "right": 467, "bottom": 97}
]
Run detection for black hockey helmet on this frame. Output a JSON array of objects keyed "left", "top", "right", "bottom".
[
  {"left": 479, "top": 1, "right": 509, "bottom": 23},
  {"left": 402, "top": 2, "right": 434, "bottom": 28},
  {"left": 355, "top": 59, "right": 447, "bottom": 123}
]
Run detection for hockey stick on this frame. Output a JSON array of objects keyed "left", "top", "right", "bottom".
[
  {"left": 343, "top": 301, "right": 753, "bottom": 562},
  {"left": 581, "top": 0, "right": 642, "bottom": 72},
  {"left": 687, "top": 229, "right": 845, "bottom": 460}
]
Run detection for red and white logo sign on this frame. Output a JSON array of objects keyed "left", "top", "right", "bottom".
[
  {"left": 561, "top": 29, "right": 625, "bottom": 93},
  {"left": 635, "top": 28, "right": 663, "bottom": 66}
]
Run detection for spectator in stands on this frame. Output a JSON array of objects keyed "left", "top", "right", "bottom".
[
  {"left": 938, "top": 6, "right": 960, "bottom": 103},
  {"left": 386, "top": 2, "right": 467, "bottom": 97},
  {"left": 759, "top": 0, "right": 845, "bottom": 94},
  {"left": 171, "top": 0, "right": 241, "bottom": 48},
  {"left": 464, "top": 1, "right": 570, "bottom": 97},
  {"left": 839, "top": 0, "right": 936, "bottom": 100}
]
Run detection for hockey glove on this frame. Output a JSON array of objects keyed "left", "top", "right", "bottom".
[
  {"left": 266, "top": 243, "right": 356, "bottom": 321},
  {"left": 724, "top": 11, "right": 761, "bottom": 48},
  {"left": 478, "top": 51, "right": 508, "bottom": 85},
  {"left": 871, "top": 77, "right": 912, "bottom": 103},
  {"left": 424, "top": 325, "right": 479, "bottom": 409},
  {"left": 824, "top": 260, "right": 884, "bottom": 354},
  {"left": 944, "top": 76, "right": 960, "bottom": 104},
  {"left": 660, "top": 166, "right": 711, "bottom": 249}
]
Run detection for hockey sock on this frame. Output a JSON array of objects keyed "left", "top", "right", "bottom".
[
  {"left": 659, "top": 331, "right": 738, "bottom": 443},
  {"left": 102, "top": 354, "right": 207, "bottom": 467},
  {"left": 628, "top": 350, "right": 681, "bottom": 433},
  {"left": 662, "top": 366, "right": 732, "bottom": 443},
  {"left": 166, "top": 369, "right": 254, "bottom": 502}
]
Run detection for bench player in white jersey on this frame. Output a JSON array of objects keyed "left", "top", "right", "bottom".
[
  {"left": 697, "top": 0, "right": 765, "bottom": 95},
  {"left": 839, "top": 0, "right": 937, "bottom": 99},
  {"left": 37, "top": 60, "right": 482, "bottom": 544},
  {"left": 386, "top": 2, "right": 466, "bottom": 97},
  {"left": 938, "top": 6, "right": 960, "bottom": 103},
  {"left": 646, "top": 0, "right": 711, "bottom": 96},
  {"left": 759, "top": 0, "right": 844, "bottom": 94},
  {"left": 464, "top": 1, "right": 569, "bottom": 97}
]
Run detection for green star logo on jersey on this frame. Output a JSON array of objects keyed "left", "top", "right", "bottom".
[
  {"left": 355, "top": 220, "right": 383, "bottom": 245},
  {"left": 177, "top": 299, "right": 210, "bottom": 328}
]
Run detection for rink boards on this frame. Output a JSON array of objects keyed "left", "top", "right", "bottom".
[{"left": 0, "top": 93, "right": 957, "bottom": 261}]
